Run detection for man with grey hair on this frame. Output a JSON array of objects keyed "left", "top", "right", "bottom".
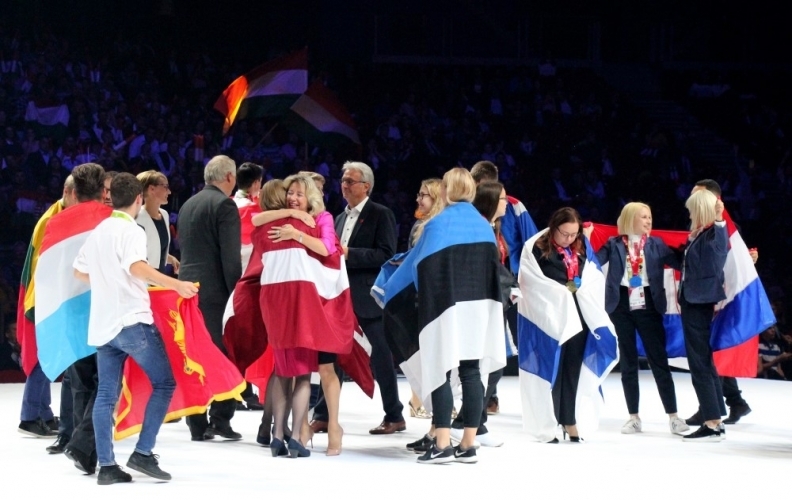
[
  {"left": 311, "top": 161, "right": 405, "bottom": 435},
  {"left": 178, "top": 155, "right": 243, "bottom": 441}
]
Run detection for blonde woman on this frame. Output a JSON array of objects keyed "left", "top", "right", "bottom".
[
  {"left": 679, "top": 189, "right": 728, "bottom": 442},
  {"left": 586, "top": 202, "right": 686, "bottom": 435},
  {"left": 135, "top": 170, "right": 179, "bottom": 273}
]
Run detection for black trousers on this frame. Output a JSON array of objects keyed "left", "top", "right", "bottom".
[
  {"left": 452, "top": 368, "right": 503, "bottom": 434},
  {"left": 59, "top": 370, "right": 74, "bottom": 438},
  {"left": 552, "top": 330, "right": 588, "bottom": 426},
  {"left": 313, "top": 316, "right": 404, "bottom": 423},
  {"left": 680, "top": 295, "right": 727, "bottom": 421},
  {"left": 720, "top": 377, "right": 747, "bottom": 407},
  {"left": 432, "top": 360, "right": 483, "bottom": 430},
  {"left": 610, "top": 287, "right": 677, "bottom": 414},
  {"left": 66, "top": 354, "right": 97, "bottom": 457}
]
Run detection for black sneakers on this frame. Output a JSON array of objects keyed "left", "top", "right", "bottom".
[
  {"left": 97, "top": 465, "right": 132, "bottom": 485},
  {"left": 684, "top": 410, "right": 704, "bottom": 427},
  {"left": 416, "top": 444, "right": 455, "bottom": 464},
  {"left": 453, "top": 445, "right": 478, "bottom": 464},
  {"left": 211, "top": 424, "right": 242, "bottom": 441},
  {"left": 64, "top": 447, "right": 97, "bottom": 475},
  {"left": 18, "top": 418, "right": 57, "bottom": 438},
  {"left": 682, "top": 424, "right": 724, "bottom": 442},
  {"left": 46, "top": 435, "right": 70, "bottom": 454},
  {"left": 126, "top": 452, "right": 172, "bottom": 481},
  {"left": 406, "top": 434, "right": 434, "bottom": 454},
  {"left": 723, "top": 404, "right": 751, "bottom": 424}
]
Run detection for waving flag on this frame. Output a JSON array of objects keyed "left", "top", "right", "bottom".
[
  {"left": 282, "top": 80, "right": 360, "bottom": 151},
  {"left": 516, "top": 229, "right": 619, "bottom": 442},
  {"left": 502, "top": 196, "right": 539, "bottom": 275},
  {"left": 25, "top": 100, "right": 69, "bottom": 139},
  {"left": 114, "top": 290, "right": 246, "bottom": 439},
  {"left": 372, "top": 202, "right": 506, "bottom": 405},
  {"left": 586, "top": 215, "right": 774, "bottom": 377},
  {"left": 34, "top": 201, "right": 112, "bottom": 380},
  {"left": 223, "top": 220, "right": 374, "bottom": 398},
  {"left": 214, "top": 48, "right": 308, "bottom": 134},
  {"left": 17, "top": 199, "right": 65, "bottom": 375}
]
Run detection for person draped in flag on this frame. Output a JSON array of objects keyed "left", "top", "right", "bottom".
[
  {"left": 73, "top": 173, "right": 198, "bottom": 485},
  {"left": 584, "top": 202, "right": 689, "bottom": 436},
  {"left": 678, "top": 189, "right": 729, "bottom": 442},
  {"left": 135, "top": 171, "right": 179, "bottom": 274}
]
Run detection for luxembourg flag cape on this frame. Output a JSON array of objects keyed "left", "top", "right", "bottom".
[
  {"left": 516, "top": 229, "right": 619, "bottom": 442},
  {"left": 586, "top": 210, "right": 774, "bottom": 377},
  {"left": 34, "top": 201, "right": 112, "bottom": 380}
]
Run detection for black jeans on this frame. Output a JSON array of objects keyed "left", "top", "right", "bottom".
[
  {"left": 59, "top": 370, "right": 74, "bottom": 438},
  {"left": 680, "top": 295, "right": 726, "bottom": 421},
  {"left": 610, "top": 287, "right": 677, "bottom": 414},
  {"left": 553, "top": 330, "right": 588, "bottom": 426},
  {"left": 720, "top": 377, "right": 747, "bottom": 407},
  {"left": 432, "top": 359, "right": 483, "bottom": 430},
  {"left": 66, "top": 354, "right": 97, "bottom": 457},
  {"left": 452, "top": 368, "right": 503, "bottom": 434},
  {"left": 313, "top": 316, "right": 404, "bottom": 423}
]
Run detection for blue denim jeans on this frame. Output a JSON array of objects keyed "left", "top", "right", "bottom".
[
  {"left": 93, "top": 323, "right": 175, "bottom": 466},
  {"left": 20, "top": 363, "right": 54, "bottom": 422}
]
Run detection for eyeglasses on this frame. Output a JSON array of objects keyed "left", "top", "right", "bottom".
[
  {"left": 499, "top": 197, "right": 508, "bottom": 201},
  {"left": 556, "top": 228, "right": 579, "bottom": 239},
  {"left": 341, "top": 178, "right": 367, "bottom": 186},
  {"left": 156, "top": 183, "right": 170, "bottom": 190},
  {"left": 416, "top": 192, "right": 431, "bottom": 200}
]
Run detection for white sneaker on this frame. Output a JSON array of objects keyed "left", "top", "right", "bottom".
[
  {"left": 621, "top": 417, "right": 642, "bottom": 434},
  {"left": 476, "top": 432, "right": 504, "bottom": 447},
  {"left": 449, "top": 428, "right": 481, "bottom": 449},
  {"left": 669, "top": 417, "right": 690, "bottom": 435}
]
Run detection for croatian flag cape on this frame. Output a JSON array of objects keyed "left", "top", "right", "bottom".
[
  {"left": 586, "top": 212, "right": 774, "bottom": 377},
  {"left": 223, "top": 217, "right": 375, "bottom": 399},
  {"left": 372, "top": 202, "right": 506, "bottom": 406},
  {"left": 34, "top": 201, "right": 112, "bottom": 380},
  {"left": 517, "top": 229, "right": 619, "bottom": 442}
]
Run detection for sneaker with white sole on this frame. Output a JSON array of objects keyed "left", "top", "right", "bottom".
[
  {"left": 416, "top": 444, "right": 456, "bottom": 464},
  {"left": 476, "top": 432, "right": 504, "bottom": 447},
  {"left": 449, "top": 428, "right": 480, "bottom": 449},
  {"left": 621, "top": 417, "right": 642, "bottom": 434},
  {"left": 682, "top": 424, "right": 723, "bottom": 442},
  {"left": 454, "top": 445, "right": 478, "bottom": 464},
  {"left": 669, "top": 417, "right": 690, "bottom": 435}
]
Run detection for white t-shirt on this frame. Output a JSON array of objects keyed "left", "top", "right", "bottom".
[{"left": 73, "top": 211, "right": 154, "bottom": 346}]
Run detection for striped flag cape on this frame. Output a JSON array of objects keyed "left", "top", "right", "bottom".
[
  {"left": 214, "top": 48, "right": 308, "bottom": 134},
  {"left": 17, "top": 199, "right": 65, "bottom": 375},
  {"left": 232, "top": 193, "right": 261, "bottom": 273},
  {"left": 282, "top": 80, "right": 360, "bottom": 151},
  {"left": 517, "top": 229, "right": 619, "bottom": 442},
  {"left": 34, "top": 201, "right": 112, "bottom": 380},
  {"left": 502, "top": 195, "right": 539, "bottom": 275},
  {"left": 223, "top": 219, "right": 374, "bottom": 398},
  {"left": 372, "top": 202, "right": 506, "bottom": 405},
  {"left": 115, "top": 289, "right": 246, "bottom": 439},
  {"left": 587, "top": 213, "right": 774, "bottom": 377}
]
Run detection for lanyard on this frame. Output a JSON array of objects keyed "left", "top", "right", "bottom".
[
  {"left": 111, "top": 210, "right": 135, "bottom": 223},
  {"left": 622, "top": 234, "right": 646, "bottom": 279},
  {"left": 554, "top": 243, "right": 579, "bottom": 281}
]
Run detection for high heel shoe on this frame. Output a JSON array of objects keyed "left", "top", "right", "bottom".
[
  {"left": 562, "top": 427, "right": 583, "bottom": 443},
  {"left": 270, "top": 438, "right": 288, "bottom": 457},
  {"left": 408, "top": 401, "right": 431, "bottom": 419},
  {"left": 287, "top": 438, "right": 311, "bottom": 458},
  {"left": 256, "top": 423, "right": 271, "bottom": 446},
  {"left": 326, "top": 427, "right": 344, "bottom": 456}
]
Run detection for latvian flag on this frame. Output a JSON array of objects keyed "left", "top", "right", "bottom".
[
  {"left": 372, "top": 202, "right": 506, "bottom": 406},
  {"left": 586, "top": 211, "right": 775, "bottom": 377},
  {"left": 214, "top": 48, "right": 308, "bottom": 134},
  {"left": 34, "top": 201, "right": 112, "bottom": 380},
  {"left": 17, "top": 199, "right": 65, "bottom": 375},
  {"left": 115, "top": 289, "right": 246, "bottom": 439},
  {"left": 25, "top": 100, "right": 69, "bottom": 139},
  {"left": 282, "top": 80, "right": 361, "bottom": 151},
  {"left": 516, "top": 230, "right": 619, "bottom": 442}
]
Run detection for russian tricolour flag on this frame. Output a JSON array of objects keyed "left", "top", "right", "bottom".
[
  {"left": 517, "top": 230, "right": 619, "bottom": 442},
  {"left": 34, "top": 201, "right": 112, "bottom": 380}
]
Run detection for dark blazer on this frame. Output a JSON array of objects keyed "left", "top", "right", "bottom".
[
  {"left": 177, "top": 184, "right": 242, "bottom": 308},
  {"left": 532, "top": 244, "right": 586, "bottom": 287},
  {"left": 680, "top": 223, "right": 728, "bottom": 304},
  {"left": 335, "top": 199, "right": 397, "bottom": 319},
  {"left": 596, "top": 235, "right": 680, "bottom": 315}
]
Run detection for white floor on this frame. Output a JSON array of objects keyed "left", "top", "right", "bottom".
[{"left": 2, "top": 372, "right": 790, "bottom": 498}]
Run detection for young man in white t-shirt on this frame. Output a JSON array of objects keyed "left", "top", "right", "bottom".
[{"left": 73, "top": 173, "right": 198, "bottom": 485}]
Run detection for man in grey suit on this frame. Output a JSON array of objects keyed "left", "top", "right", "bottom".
[{"left": 178, "top": 155, "right": 243, "bottom": 441}]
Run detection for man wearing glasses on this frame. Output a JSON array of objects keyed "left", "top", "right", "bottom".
[{"left": 311, "top": 161, "right": 406, "bottom": 435}]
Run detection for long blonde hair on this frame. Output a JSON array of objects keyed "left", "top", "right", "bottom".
[
  {"left": 617, "top": 202, "right": 651, "bottom": 235},
  {"left": 283, "top": 174, "right": 325, "bottom": 216},
  {"left": 685, "top": 189, "right": 717, "bottom": 234},
  {"left": 412, "top": 178, "right": 446, "bottom": 245}
]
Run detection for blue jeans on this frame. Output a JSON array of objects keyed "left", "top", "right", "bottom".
[
  {"left": 93, "top": 323, "right": 175, "bottom": 467},
  {"left": 20, "top": 363, "right": 54, "bottom": 422}
]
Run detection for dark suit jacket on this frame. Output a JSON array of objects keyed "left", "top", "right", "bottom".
[
  {"left": 680, "top": 223, "right": 728, "bottom": 304},
  {"left": 177, "top": 184, "right": 242, "bottom": 308},
  {"left": 335, "top": 199, "right": 397, "bottom": 319},
  {"left": 596, "top": 235, "right": 680, "bottom": 315},
  {"left": 532, "top": 244, "right": 586, "bottom": 286}
]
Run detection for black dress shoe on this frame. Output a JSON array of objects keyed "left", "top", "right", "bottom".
[
  {"left": 211, "top": 424, "right": 242, "bottom": 440},
  {"left": 685, "top": 410, "right": 704, "bottom": 427},
  {"left": 64, "top": 447, "right": 97, "bottom": 475},
  {"left": 191, "top": 428, "right": 216, "bottom": 441},
  {"left": 46, "top": 435, "right": 70, "bottom": 454},
  {"left": 244, "top": 397, "right": 264, "bottom": 411},
  {"left": 723, "top": 404, "right": 751, "bottom": 424}
]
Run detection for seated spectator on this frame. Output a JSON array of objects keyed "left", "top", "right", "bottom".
[
  {"left": 0, "top": 320, "right": 22, "bottom": 371},
  {"left": 757, "top": 326, "right": 791, "bottom": 380}
]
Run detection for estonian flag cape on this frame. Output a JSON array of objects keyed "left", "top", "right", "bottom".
[
  {"left": 372, "top": 202, "right": 506, "bottom": 406},
  {"left": 516, "top": 229, "right": 619, "bottom": 442}
]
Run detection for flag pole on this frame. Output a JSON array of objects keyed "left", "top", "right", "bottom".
[{"left": 253, "top": 123, "right": 279, "bottom": 149}]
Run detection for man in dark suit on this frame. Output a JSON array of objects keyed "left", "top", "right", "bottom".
[
  {"left": 311, "top": 161, "right": 405, "bottom": 434},
  {"left": 178, "top": 155, "right": 243, "bottom": 441}
]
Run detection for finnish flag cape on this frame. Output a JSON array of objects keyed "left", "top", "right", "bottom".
[
  {"left": 517, "top": 229, "right": 619, "bottom": 442},
  {"left": 372, "top": 202, "right": 506, "bottom": 406}
]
